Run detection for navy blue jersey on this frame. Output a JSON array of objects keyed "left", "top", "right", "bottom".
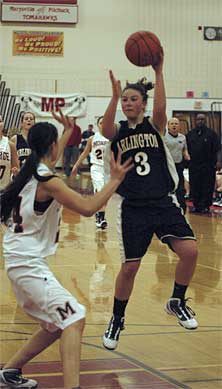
[
  {"left": 111, "top": 117, "right": 175, "bottom": 206},
  {"left": 16, "top": 134, "right": 31, "bottom": 167}
]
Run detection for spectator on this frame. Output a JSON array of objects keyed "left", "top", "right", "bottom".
[
  {"left": 186, "top": 113, "right": 221, "bottom": 213},
  {"left": 79, "top": 124, "right": 95, "bottom": 166},
  {"left": 164, "top": 117, "right": 190, "bottom": 213},
  {"left": 63, "top": 116, "right": 82, "bottom": 177}
]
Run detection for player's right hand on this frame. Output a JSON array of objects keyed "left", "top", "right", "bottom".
[
  {"left": 109, "top": 70, "right": 122, "bottom": 100},
  {"left": 110, "top": 148, "right": 134, "bottom": 183}
]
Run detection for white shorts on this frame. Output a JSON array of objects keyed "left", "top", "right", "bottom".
[
  {"left": 90, "top": 165, "right": 105, "bottom": 192},
  {"left": 5, "top": 257, "right": 86, "bottom": 333}
]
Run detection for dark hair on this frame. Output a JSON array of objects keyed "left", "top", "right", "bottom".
[
  {"left": 122, "top": 77, "right": 154, "bottom": 102},
  {"left": 20, "top": 111, "right": 36, "bottom": 123},
  {"left": 97, "top": 116, "right": 103, "bottom": 126},
  {"left": 0, "top": 122, "right": 58, "bottom": 224}
]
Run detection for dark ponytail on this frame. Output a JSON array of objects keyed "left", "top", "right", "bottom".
[
  {"left": 0, "top": 122, "right": 58, "bottom": 224},
  {"left": 122, "top": 77, "right": 154, "bottom": 102},
  {"left": 97, "top": 116, "right": 104, "bottom": 126}
]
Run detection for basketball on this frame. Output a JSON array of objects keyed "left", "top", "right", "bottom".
[{"left": 125, "top": 31, "right": 162, "bottom": 67}]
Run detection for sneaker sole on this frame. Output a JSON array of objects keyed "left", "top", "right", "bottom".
[
  {"left": 178, "top": 321, "right": 198, "bottom": 330},
  {"left": 96, "top": 224, "right": 108, "bottom": 229},
  {"left": 103, "top": 343, "right": 117, "bottom": 351},
  {"left": 102, "top": 337, "right": 118, "bottom": 351},
  {"left": 102, "top": 323, "right": 125, "bottom": 351}
]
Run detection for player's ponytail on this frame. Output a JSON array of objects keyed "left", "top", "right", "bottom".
[
  {"left": 0, "top": 152, "right": 39, "bottom": 223},
  {"left": 0, "top": 122, "right": 58, "bottom": 225},
  {"left": 123, "top": 77, "right": 154, "bottom": 102}
]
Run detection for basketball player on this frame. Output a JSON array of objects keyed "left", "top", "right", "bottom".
[
  {"left": 72, "top": 116, "right": 110, "bottom": 229},
  {"left": 0, "top": 110, "right": 132, "bottom": 389},
  {"left": 11, "top": 111, "right": 35, "bottom": 167},
  {"left": 101, "top": 51, "right": 199, "bottom": 351},
  {"left": 0, "top": 114, "right": 19, "bottom": 190}
]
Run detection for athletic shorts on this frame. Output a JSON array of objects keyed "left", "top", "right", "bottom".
[
  {"left": 5, "top": 257, "right": 86, "bottom": 333},
  {"left": 90, "top": 165, "right": 105, "bottom": 192},
  {"left": 117, "top": 198, "right": 196, "bottom": 262}
]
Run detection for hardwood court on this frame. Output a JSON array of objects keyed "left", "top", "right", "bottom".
[{"left": 0, "top": 172, "right": 221, "bottom": 389}]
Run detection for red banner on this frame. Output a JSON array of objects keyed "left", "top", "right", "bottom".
[{"left": 13, "top": 31, "right": 64, "bottom": 56}]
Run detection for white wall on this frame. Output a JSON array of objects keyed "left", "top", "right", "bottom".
[{"left": 0, "top": 0, "right": 222, "bottom": 98}]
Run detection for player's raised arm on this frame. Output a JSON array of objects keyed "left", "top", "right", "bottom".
[
  {"left": 44, "top": 150, "right": 133, "bottom": 216},
  {"left": 101, "top": 70, "right": 121, "bottom": 140},
  {"left": 152, "top": 50, "right": 167, "bottom": 135},
  {"left": 71, "top": 137, "right": 92, "bottom": 176},
  {"left": 51, "top": 109, "right": 73, "bottom": 164}
]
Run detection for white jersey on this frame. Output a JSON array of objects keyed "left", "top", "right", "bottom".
[
  {"left": 0, "top": 136, "right": 11, "bottom": 190},
  {"left": 3, "top": 163, "right": 61, "bottom": 261},
  {"left": 90, "top": 132, "right": 110, "bottom": 167},
  {"left": 164, "top": 131, "right": 187, "bottom": 164}
]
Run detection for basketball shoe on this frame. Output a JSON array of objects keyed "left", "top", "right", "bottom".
[
  {"left": 0, "top": 368, "right": 37, "bottom": 388},
  {"left": 165, "top": 298, "right": 198, "bottom": 330},
  {"left": 95, "top": 213, "right": 108, "bottom": 229},
  {"left": 103, "top": 315, "right": 125, "bottom": 350}
]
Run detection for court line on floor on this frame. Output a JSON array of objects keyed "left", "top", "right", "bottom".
[
  {"left": 0, "top": 322, "right": 221, "bottom": 329},
  {"left": 184, "top": 378, "right": 222, "bottom": 384},
  {"left": 159, "top": 363, "right": 222, "bottom": 371},
  {"left": 82, "top": 341, "right": 191, "bottom": 389}
]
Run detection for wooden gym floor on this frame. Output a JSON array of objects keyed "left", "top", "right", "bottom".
[{"left": 0, "top": 172, "right": 221, "bottom": 388}]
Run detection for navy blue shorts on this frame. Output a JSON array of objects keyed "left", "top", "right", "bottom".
[{"left": 118, "top": 201, "right": 195, "bottom": 261}]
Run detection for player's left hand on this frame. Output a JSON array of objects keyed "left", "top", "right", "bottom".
[
  {"left": 11, "top": 167, "right": 19, "bottom": 176},
  {"left": 51, "top": 109, "right": 73, "bottom": 131},
  {"left": 152, "top": 47, "right": 164, "bottom": 73},
  {"left": 110, "top": 147, "right": 134, "bottom": 183}
]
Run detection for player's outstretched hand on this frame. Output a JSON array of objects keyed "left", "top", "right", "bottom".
[
  {"left": 152, "top": 47, "right": 164, "bottom": 73},
  {"left": 11, "top": 167, "right": 19, "bottom": 177},
  {"left": 109, "top": 70, "right": 122, "bottom": 100},
  {"left": 51, "top": 109, "right": 73, "bottom": 131},
  {"left": 110, "top": 148, "right": 133, "bottom": 183}
]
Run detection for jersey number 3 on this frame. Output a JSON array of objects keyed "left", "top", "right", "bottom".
[{"left": 134, "top": 152, "right": 150, "bottom": 176}]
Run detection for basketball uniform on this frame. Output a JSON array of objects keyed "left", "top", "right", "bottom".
[
  {"left": 164, "top": 131, "right": 187, "bottom": 212},
  {"left": 0, "top": 136, "right": 11, "bottom": 190},
  {"left": 164, "top": 131, "right": 187, "bottom": 164},
  {"left": 90, "top": 132, "right": 110, "bottom": 192},
  {"left": 16, "top": 134, "right": 31, "bottom": 167},
  {"left": 110, "top": 117, "right": 195, "bottom": 262},
  {"left": 3, "top": 163, "right": 85, "bottom": 332}
]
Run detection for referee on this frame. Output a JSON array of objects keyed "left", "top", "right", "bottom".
[{"left": 164, "top": 117, "right": 190, "bottom": 213}]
